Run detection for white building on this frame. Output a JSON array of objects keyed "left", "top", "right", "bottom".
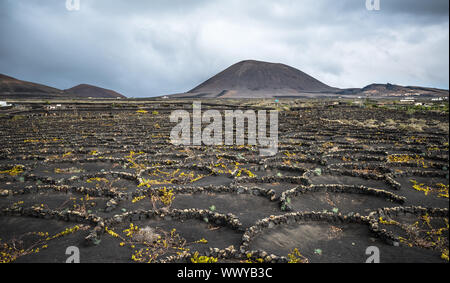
[{"left": 0, "top": 101, "right": 11, "bottom": 107}]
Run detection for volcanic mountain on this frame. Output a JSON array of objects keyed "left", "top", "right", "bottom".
[
  {"left": 0, "top": 74, "right": 125, "bottom": 99},
  {"left": 0, "top": 74, "right": 64, "bottom": 98},
  {"left": 64, "top": 84, "right": 126, "bottom": 99},
  {"left": 172, "top": 60, "right": 340, "bottom": 98}
]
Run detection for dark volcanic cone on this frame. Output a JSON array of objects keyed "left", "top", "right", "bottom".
[
  {"left": 177, "top": 60, "right": 339, "bottom": 98},
  {"left": 64, "top": 84, "right": 126, "bottom": 99}
]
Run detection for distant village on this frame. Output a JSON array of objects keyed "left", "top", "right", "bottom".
[{"left": 1, "top": 95, "right": 448, "bottom": 117}]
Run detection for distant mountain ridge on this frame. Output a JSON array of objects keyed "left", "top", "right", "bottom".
[
  {"left": 337, "top": 83, "right": 449, "bottom": 98},
  {"left": 0, "top": 74, "right": 64, "bottom": 98},
  {"left": 2, "top": 61, "right": 448, "bottom": 100},
  {"left": 0, "top": 74, "right": 125, "bottom": 99},
  {"left": 171, "top": 60, "right": 448, "bottom": 99}
]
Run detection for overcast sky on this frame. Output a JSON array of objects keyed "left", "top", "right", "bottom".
[{"left": 0, "top": 0, "right": 448, "bottom": 97}]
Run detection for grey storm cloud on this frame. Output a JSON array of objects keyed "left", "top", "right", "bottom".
[{"left": 0, "top": 0, "right": 448, "bottom": 97}]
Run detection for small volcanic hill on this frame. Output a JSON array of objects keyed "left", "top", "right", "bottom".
[
  {"left": 64, "top": 84, "right": 126, "bottom": 99},
  {"left": 0, "top": 74, "right": 64, "bottom": 98},
  {"left": 0, "top": 74, "right": 125, "bottom": 99},
  {"left": 337, "top": 83, "right": 449, "bottom": 98},
  {"left": 360, "top": 83, "right": 448, "bottom": 98},
  {"left": 173, "top": 60, "right": 340, "bottom": 98}
]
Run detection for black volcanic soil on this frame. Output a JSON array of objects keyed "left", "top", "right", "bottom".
[
  {"left": 248, "top": 222, "right": 443, "bottom": 263},
  {"left": 0, "top": 99, "right": 448, "bottom": 263}
]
